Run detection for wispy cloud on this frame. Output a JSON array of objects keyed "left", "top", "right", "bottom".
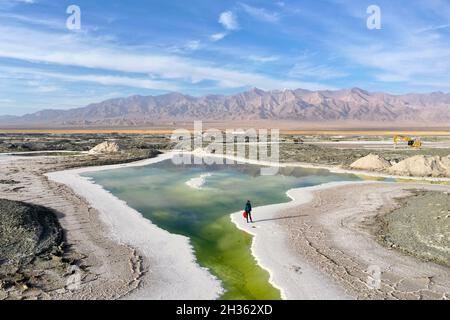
[
  {"left": 0, "top": 24, "right": 327, "bottom": 92},
  {"left": 335, "top": 6, "right": 450, "bottom": 91},
  {"left": 210, "top": 32, "right": 227, "bottom": 42},
  {"left": 0, "top": 65, "right": 180, "bottom": 91},
  {"left": 346, "top": 42, "right": 450, "bottom": 89},
  {"left": 26, "top": 80, "right": 60, "bottom": 93},
  {"left": 239, "top": 3, "right": 280, "bottom": 23},
  {"left": 0, "top": 0, "right": 36, "bottom": 10},
  {"left": 289, "top": 58, "right": 348, "bottom": 80},
  {"left": 416, "top": 24, "right": 450, "bottom": 34},
  {"left": 185, "top": 40, "right": 201, "bottom": 50},
  {"left": 1, "top": 0, "right": 449, "bottom": 114},
  {"left": 0, "top": 12, "right": 63, "bottom": 30},
  {"left": 6, "top": 0, "right": 36, "bottom": 4},
  {"left": 248, "top": 55, "right": 280, "bottom": 63}
]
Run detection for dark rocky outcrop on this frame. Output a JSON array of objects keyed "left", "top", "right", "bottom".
[{"left": 0, "top": 200, "right": 63, "bottom": 277}]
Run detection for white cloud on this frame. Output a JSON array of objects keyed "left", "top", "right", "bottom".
[
  {"left": 3, "top": 0, "right": 35, "bottom": 5},
  {"left": 28, "top": 82, "right": 60, "bottom": 93},
  {"left": 210, "top": 32, "right": 227, "bottom": 42},
  {"left": 165, "top": 40, "right": 202, "bottom": 54},
  {"left": 185, "top": 40, "right": 201, "bottom": 50},
  {"left": 0, "top": 0, "right": 35, "bottom": 10},
  {"left": 52, "top": 73, "right": 179, "bottom": 91},
  {"left": 416, "top": 24, "right": 450, "bottom": 34},
  {"left": 314, "top": 1, "right": 450, "bottom": 91},
  {"left": 240, "top": 3, "right": 279, "bottom": 23},
  {"left": 0, "top": 12, "right": 63, "bottom": 29},
  {"left": 218, "top": 11, "right": 239, "bottom": 30},
  {"left": 289, "top": 59, "right": 348, "bottom": 80},
  {"left": 248, "top": 55, "right": 280, "bottom": 63},
  {"left": 211, "top": 11, "right": 239, "bottom": 42},
  {"left": 0, "top": 24, "right": 331, "bottom": 93},
  {"left": 344, "top": 40, "right": 450, "bottom": 87},
  {"left": 12, "top": 0, "right": 35, "bottom": 3},
  {"left": 0, "top": 66, "right": 180, "bottom": 91}
]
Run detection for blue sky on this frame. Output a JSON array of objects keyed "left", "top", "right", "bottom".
[{"left": 1, "top": 0, "right": 450, "bottom": 115}]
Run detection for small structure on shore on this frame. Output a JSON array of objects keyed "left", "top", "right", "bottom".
[{"left": 89, "top": 141, "right": 121, "bottom": 154}]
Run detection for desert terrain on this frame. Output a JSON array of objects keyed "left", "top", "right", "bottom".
[{"left": 0, "top": 131, "right": 449, "bottom": 300}]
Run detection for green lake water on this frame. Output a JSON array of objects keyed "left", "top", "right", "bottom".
[{"left": 83, "top": 157, "right": 359, "bottom": 299}]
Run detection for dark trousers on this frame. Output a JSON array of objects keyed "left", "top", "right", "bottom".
[{"left": 246, "top": 211, "right": 253, "bottom": 223}]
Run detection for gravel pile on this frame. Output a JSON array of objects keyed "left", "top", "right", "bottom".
[{"left": 350, "top": 153, "right": 391, "bottom": 171}]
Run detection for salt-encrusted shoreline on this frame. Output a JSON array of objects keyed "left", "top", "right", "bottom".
[
  {"left": 46, "top": 152, "right": 224, "bottom": 300},
  {"left": 193, "top": 151, "right": 450, "bottom": 299},
  {"left": 188, "top": 149, "right": 450, "bottom": 182},
  {"left": 48, "top": 151, "right": 355, "bottom": 300},
  {"left": 44, "top": 150, "right": 450, "bottom": 300},
  {"left": 230, "top": 181, "right": 366, "bottom": 300}
]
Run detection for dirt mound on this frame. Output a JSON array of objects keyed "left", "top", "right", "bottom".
[
  {"left": 350, "top": 154, "right": 391, "bottom": 171},
  {"left": 89, "top": 141, "right": 121, "bottom": 154},
  {"left": 441, "top": 156, "right": 450, "bottom": 168},
  {"left": 389, "top": 155, "right": 450, "bottom": 177},
  {"left": 0, "top": 199, "right": 63, "bottom": 276}
]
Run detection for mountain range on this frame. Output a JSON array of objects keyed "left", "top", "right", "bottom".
[{"left": 2, "top": 88, "right": 450, "bottom": 127}]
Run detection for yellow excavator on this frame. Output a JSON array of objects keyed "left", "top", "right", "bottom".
[{"left": 393, "top": 135, "right": 422, "bottom": 149}]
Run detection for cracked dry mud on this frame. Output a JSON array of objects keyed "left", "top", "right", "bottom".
[{"left": 277, "top": 183, "right": 450, "bottom": 300}]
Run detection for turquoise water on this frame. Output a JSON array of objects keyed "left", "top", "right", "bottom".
[{"left": 83, "top": 157, "right": 360, "bottom": 299}]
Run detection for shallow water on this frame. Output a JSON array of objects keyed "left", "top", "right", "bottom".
[{"left": 83, "top": 157, "right": 360, "bottom": 299}]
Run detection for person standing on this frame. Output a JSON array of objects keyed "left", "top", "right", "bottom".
[{"left": 245, "top": 200, "right": 253, "bottom": 223}]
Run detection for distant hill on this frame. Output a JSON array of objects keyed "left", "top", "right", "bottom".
[
  {"left": 0, "top": 115, "right": 20, "bottom": 121},
  {"left": 1, "top": 88, "right": 450, "bottom": 127}
]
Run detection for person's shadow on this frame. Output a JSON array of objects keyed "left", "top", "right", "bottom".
[{"left": 254, "top": 214, "right": 308, "bottom": 223}]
